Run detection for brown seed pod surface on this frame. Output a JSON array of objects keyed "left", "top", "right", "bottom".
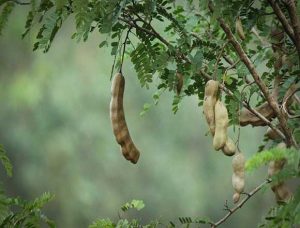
[
  {"left": 239, "top": 102, "right": 276, "bottom": 126},
  {"left": 232, "top": 152, "right": 245, "bottom": 203},
  {"left": 268, "top": 143, "right": 292, "bottom": 202},
  {"left": 236, "top": 17, "right": 245, "bottom": 40},
  {"left": 213, "top": 100, "right": 228, "bottom": 150},
  {"left": 232, "top": 192, "right": 240, "bottom": 204},
  {"left": 222, "top": 137, "right": 236, "bottom": 156},
  {"left": 203, "top": 80, "right": 219, "bottom": 135},
  {"left": 110, "top": 73, "right": 140, "bottom": 164},
  {"left": 265, "top": 127, "right": 281, "bottom": 140},
  {"left": 176, "top": 72, "right": 183, "bottom": 95}
]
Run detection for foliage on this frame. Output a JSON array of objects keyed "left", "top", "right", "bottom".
[
  {"left": 0, "top": 145, "right": 12, "bottom": 177},
  {"left": 1, "top": 0, "right": 300, "bottom": 227},
  {"left": 0, "top": 149, "right": 54, "bottom": 227},
  {"left": 89, "top": 200, "right": 213, "bottom": 228},
  {"left": 245, "top": 147, "right": 299, "bottom": 172},
  {"left": 259, "top": 187, "right": 300, "bottom": 228}
]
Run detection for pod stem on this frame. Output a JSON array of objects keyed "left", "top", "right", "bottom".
[{"left": 119, "top": 26, "right": 132, "bottom": 75}]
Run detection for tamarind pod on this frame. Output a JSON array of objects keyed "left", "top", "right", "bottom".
[
  {"left": 203, "top": 80, "right": 219, "bottom": 135},
  {"left": 176, "top": 72, "right": 183, "bottom": 95},
  {"left": 203, "top": 96, "right": 217, "bottom": 135},
  {"left": 270, "top": 28, "right": 284, "bottom": 52},
  {"left": 232, "top": 152, "right": 245, "bottom": 172},
  {"left": 232, "top": 173, "right": 245, "bottom": 193},
  {"left": 222, "top": 137, "right": 236, "bottom": 156},
  {"left": 110, "top": 73, "right": 140, "bottom": 164},
  {"left": 236, "top": 17, "right": 245, "bottom": 40},
  {"left": 268, "top": 143, "right": 286, "bottom": 177},
  {"left": 265, "top": 127, "right": 281, "bottom": 140},
  {"left": 239, "top": 102, "right": 276, "bottom": 126},
  {"left": 204, "top": 80, "right": 219, "bottom": 97},
  {"left": 232, "top": 192, "right": 240, "bottom": 204},
  {"left": 268, "top": 143, "right": 292, "bottom": 202},
  {"left": 232, "top": 153, "right": 245, "bottom": 203},
  {"left": 213, "top": 100, "right": 228, "bottom": 150},
  {"left": 272, "top": 184, "right": 292, "bottom": 202}
]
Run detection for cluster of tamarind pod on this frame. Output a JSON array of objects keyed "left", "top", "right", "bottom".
[
  {"left": 203, "top": 80, "right": 236, "bottom": 156},
  {"left": 109, "top": 72, "right": 293, "bottom": 204},
  {"left": 203, "top": 80, "right": 245, "bottom": 203}
]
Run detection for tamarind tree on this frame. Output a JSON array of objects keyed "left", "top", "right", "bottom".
[{"left": 1, "top": 0, "right": 300, "bottom": 227}]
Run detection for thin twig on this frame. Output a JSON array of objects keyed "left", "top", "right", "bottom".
[
  {"left": 212, "top": 41, "right": 228, "bottom": 80},
  {"left": 3, "top": 0, "right": 30, "bottom": 5},
  {"left": 210, "top": 179, "right": 272, "bottom": 227},
  {"left": 119, "top": 17, "right": 170, "bottom": 48},
  {"left": 119, "top": 27, "right": 132, "bottom": 73}
]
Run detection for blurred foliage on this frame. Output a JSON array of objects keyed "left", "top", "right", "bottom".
[
  {"left": 0, "top": 146, "right": 54, "bottom": 227},
  {"left": 0, "top": 0, "right": 300, "bottom": 227}
]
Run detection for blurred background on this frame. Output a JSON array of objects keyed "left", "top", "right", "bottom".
[{"left": 0, "top": 7, "right": 275, "bottom": 228}]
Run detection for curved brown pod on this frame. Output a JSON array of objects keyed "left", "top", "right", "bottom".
[
  {"left": 110, "top": 73, "right": 140, "bottom": 164},
  {"left": 236, "top": 17, "right": 245, "bottom": 40},
  {"left": 268, "top": 143, "right": 292, "bottom": 203},
  {"left": 239, "top": 102, "right": 276, "bottom": 126},
  {"left": 176, "top": 72, "right": 183, "bottom": 95}
]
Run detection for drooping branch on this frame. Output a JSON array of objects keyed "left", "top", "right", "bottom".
[{"left": 210, "top": 179, "right": 272, "bottom": 227}]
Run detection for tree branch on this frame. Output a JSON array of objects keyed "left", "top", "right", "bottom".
[
  {"left": 120, "top": 13, "right": 287, "bottom": 141},
  {"left": 210, "top": 179, "right": 272, "bottom": 227},
  {"left": 267, "top": 0, "right": 296, "bottom": 44},
  {"left": 198, "top": 70, "right": 286, "bottom": 140},
  {"left": 4, "top": 0, "right": 30, "bottom": 5},
  {"left": 284, "top": 0, "right": 300, "bottom": 63},
  {"left": 208, "top": 1, "right": 297, "bottom": 148}
]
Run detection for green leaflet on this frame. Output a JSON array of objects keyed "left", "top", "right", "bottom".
[
  {"left": 245, "top": 147, "right": 298, "bottom": 172},
  {"left": 0, "top": 145, "right": 12, "bottom": 177},
  {"left": 0, "top": 2, "right": 15, "bottom": 35}
]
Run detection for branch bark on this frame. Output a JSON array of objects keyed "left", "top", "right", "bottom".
[
  {"left": 208, "top": 1, "right": 297, "bottom": 148},
  {"left": 284, "top": 0, "right": 300, "bottom": 63},
  {"left": 267, "top": 0, "right": 296, "bottom": 44}
]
